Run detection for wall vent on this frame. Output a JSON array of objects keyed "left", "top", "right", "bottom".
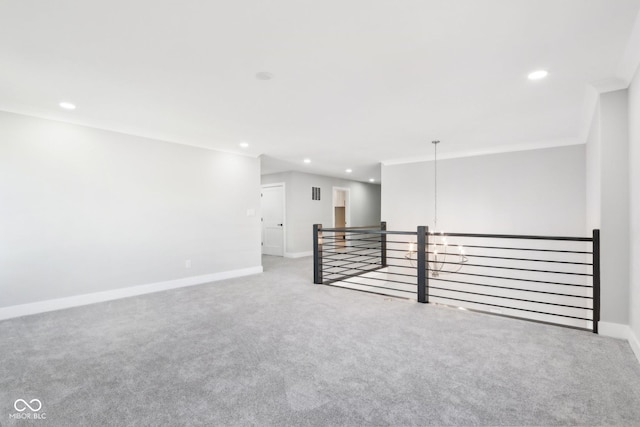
[{"left": 312, "top": 187, "right": 321, "bottom": 200}]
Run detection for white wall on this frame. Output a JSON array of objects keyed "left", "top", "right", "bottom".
[
  {"left": 598, "top": 90, "right": 631, "bottom": 327},
  {"left": 629, "top": 66, "right": 640, "bottom": 357},
  {"left": 585, "top": 90, "right": 632, "bottom": 330},
  {"left": 585, "top": 102, "right": 601, "bottom": 231},
  {"left": 0, "top": 111, "right": 262, "bottom": 311},
  {"left": 261, "top": 171, "right": 381, "bottom": 255},
  {"left": 382, "top": 145, "right": 586, "bottom": 236}
]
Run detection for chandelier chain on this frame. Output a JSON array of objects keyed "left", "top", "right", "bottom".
[{"left": 433, "top": 140, "right": 439, "bottom": 230}]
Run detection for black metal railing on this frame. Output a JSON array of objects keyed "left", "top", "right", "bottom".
[{"left": 313, "top": 223, "right": 600, "bottom": 333}]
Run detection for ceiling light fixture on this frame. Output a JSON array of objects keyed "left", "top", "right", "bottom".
[
  {"left": 527, "top": 69, "right": 548, "bottom": 80},
  {"left": 59, "top": 102, "right": 76, "bottom": 110},
  {"left": 345, "top": 169, "right": 352, "bottom": 173},
  {"left": 369, "top": 178, "right": 375, "bottom": 182},
  {"left": 303, "top": 158, "right": 311, "bottom": 164},
  {"left": 405, "top": 140, "right": 468, "bottom": 276},
  {"left": 239, "top": 142, "right": 249, "bottom": 148}
]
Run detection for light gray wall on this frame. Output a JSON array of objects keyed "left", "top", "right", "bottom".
[
  {"left": 629, "top": 67, "right": 640, "bottom": 345},
  {"left": 382, "top": 145, "right": 586, "bottom": 236},
  {"left": 261, "top": 171, "right": 381, "bottom": 254},
  {"left": 598, "top": 90, "right": 631, "bottom": 326},
  {"left": 586, "top": 102, "right": 601, "bottom": 231},
  {"left": 0, "top": 111, "right": 261, "bottom": 308}
]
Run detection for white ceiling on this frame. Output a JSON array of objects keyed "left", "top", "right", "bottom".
[{"left": 1, "top": 0, "right": 640, "bottom": 182}]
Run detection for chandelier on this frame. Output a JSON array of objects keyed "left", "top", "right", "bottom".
[{"left": 405, "top": 140, "right": 468, "bottom": 277}]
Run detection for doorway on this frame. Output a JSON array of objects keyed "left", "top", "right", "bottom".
[
  {"left": 333, "top": 187, "right": 350, "bottom": 249},
  {"left": 261, "top": 183, "right": 285, "bottom": 256}
]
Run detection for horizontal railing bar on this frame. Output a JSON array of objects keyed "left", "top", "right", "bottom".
[
  {"left": 385, "top": 255, "right": 416, "bottom": 262},
  {"left": 383, "top": 243, "right": 592, "bottom": 256},
  {"left": 326, "top": 260, "right": 417, "bottom": 273},
  {"left": 322, "top": 262, "right": 384, "bottom": 274},
  {"left": 323, "top": 251, "right": 380, "bottom": 259},
  {"left": 322, "top": 249, "right": 380, "bottom": 257},
  {"left": 321, "top": 228, "right": 386, "bottom": 234},
  {"left": 322, "top": 235, "right": 381, "bottom": 241},
  {"left": 321, "top": 239, "right": 380, "bottom": 247},
  {"left": 324, "top": 270, "right": 382, "bottom": 282},
  {"left": 371, "top": 245, "right": 592, "bottom": 258},
  {"left": 321, "top": 246, "right": 380, "bottom": 253},
  {"left": 324, "top": 262, "right": 382, "bottom": 274},
  {"left": 325, "top": 283, "right": 413, "bottom": 299},
  {"left": 322, "top": 228, "right": 593, "bottom": 242},
  {"left": 322, "top": 241, "right": 381, "bottom": 252},
  {"left": 324, "top": 263, "right": 382, "bottom": 274},
  {"left": 341, "top": 232, "right": 384, "bottom": 238},
  {"left": 337, "top": 235, "right": 381, "bottom": 239},
  {"left": 322, "top": 266, "right": 385, "bottom": 285},
  {"left": 328, "top": 274, "right": 416, "bottom": 287},
  {"left": 431, "top": 277, "right": 593, "bottom": 299},
  {"left": 427, "top": 260, "right": 592, "bottom": 276},
  {"left": 429, "top": 232, "right": 592, "bottom": 241},
  {"left": 429, "top": 286, "right": 592, "bottom": 311},
  {"left": 344, "top": 225, "right": 383, "bottom": 230},
  {"left": 322, "top": 228, "right": 418, "bottom": 236},
  {"left": 334, "top": 243, "right": 382, "bottom": 250},
  {"left": 324, "top": 265, "right": 416, "bottom": 282},
  {"left": 325, "top": 252, "right": 380, "bottom": 261},
  {"left": 338, "top": 280, "right": 415, "bottom": 294},
  {"left": 423, "top": 251, "right": 592, "bottom": 266},
  {"left": 428, "top": 295, "right": 592, "bottom": 321},
  {"left": 322, "top": 236, "right": 376, "bottom": 242},
  {"left": 435, "top": 270, "right": 592, "bottom": 287},
  {"left": 385, "top": 248, "right": 419, "bottom": 253},
  {"left": 336, "top": 239, "right": 383, "bottom": 245},
  {"left": 322, "top": 248, "right": 380, "bottom": 255},
  {"left": 323, "top": 273, "right": 386, "bottom": 285},
  {"left": 385, "top": 239, "right": 420, "bottom": 245},
  {"left": 441, "top": 244, "right": 592, "bottom": 255},
  {"left": 322, "top": 248, "right": 380, "bottom": 257},
  {"left": 323, "top": 259, "right": 381, "bottom": 270},
  {"left": 323, "top": 257, "right": 415, "bottom": 272}
]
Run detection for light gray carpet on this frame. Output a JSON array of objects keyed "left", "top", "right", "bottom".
[{"left": 1, "top": 255, "right": 640, "bottom": 426}]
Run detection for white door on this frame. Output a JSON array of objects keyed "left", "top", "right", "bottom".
[{"left": 261, "top": 184, "right": 285, "bottom": 256}]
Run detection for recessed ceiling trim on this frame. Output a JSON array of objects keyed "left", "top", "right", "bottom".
[{"left": 382, "top": 137, "right": 582, "bottom": 166}]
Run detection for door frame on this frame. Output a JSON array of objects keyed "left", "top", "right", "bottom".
[
  {"left": 261, "top": 183, "right": 286, "bottom": 256},
  {"left": 332, "top": 187, "right": 351, "bottom": 229}
]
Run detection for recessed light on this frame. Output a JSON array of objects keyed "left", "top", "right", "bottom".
[
  {"left": 527, "top": 70, "right": 548, "bottom": 80},
  {"left": 369, "top": 178, "right": 375, "bottom": 182},
  {"left": 346, "top": 169, "right": 352, "bottom": 173},
  {"left": 239, "top": 142, "right": 249, "bottom": 148},
  {"left": 59, "top": 102, "right": 76, "bottom": 110},
  {"left": 256, "top": 72, "right": 274, "bottom": 81},
  {"left": 303, "top": 158, "right": 311, "bottom": 164}
]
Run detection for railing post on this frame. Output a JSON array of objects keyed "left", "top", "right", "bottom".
[
  {"left": 381, "top": 221, "right": 387, "bottom": 268},
  {"left": 417, "top": 226, "right": 428, "bottom": 303},
  {"left": 313, "top": 224, "right": 323, "bottom": 284},
  {"left": 425, "top": 227, "right": 430, "bottom": 302},
  {"left": 592, "top": 229, "right": 600, "bottom": 333}
]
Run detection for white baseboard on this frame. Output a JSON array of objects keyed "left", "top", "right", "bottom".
[
  {"left": 599, "top": 321, "right": 640, "bottom": 365},
  {"left": 598, "top": 321, "right": 630, "bottom": 339},
  {"left": 630, "top": 329, "right": 640, "bottom": 364},
  {"left": 284, "top": 251, "right": 313, "bottom": 258},
  {"left": 0, "top": 265, "right": 263, "bottom": 321}
]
